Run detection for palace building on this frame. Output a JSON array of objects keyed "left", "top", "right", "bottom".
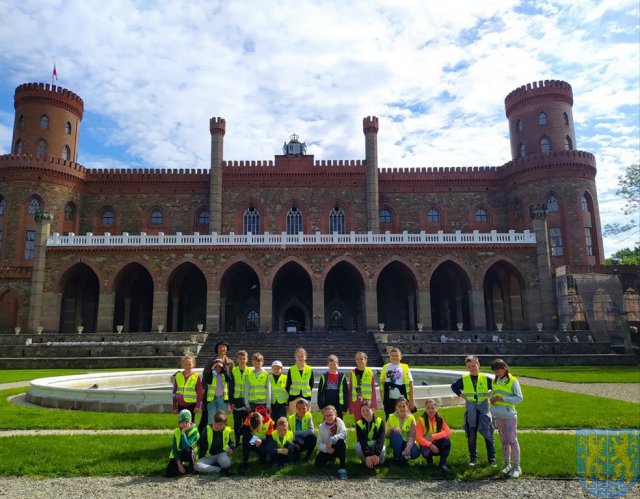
[{"left": 2, "top": 79, "right": 629, "bottom": 340}]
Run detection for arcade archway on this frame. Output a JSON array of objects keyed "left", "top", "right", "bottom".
[
  {"left": 113, "top": 263, "right": 153, "bottom": 332},
  {"left": 273, "top": 262, "right": 312, "bottom": 331},
  {"left": 220, "top": 262, "right": 260, "bottom": 332},
  {"left": 324, "top": 261, "right": 365, "bottom": 331},
  {"left": 59, "top": 263, "right": 99, "bottom": 333},
  {"left": 167, "top": 263, "right": 207, "bottom": 332},
  {"left": 483, "top": 261, "right": 526, "bottom": 330},
  {"left": 430, "top": 261, "right": 471, "bottom": 331},
  {"left": 377, "top": 261, "right": 418, "bottom": 331}
]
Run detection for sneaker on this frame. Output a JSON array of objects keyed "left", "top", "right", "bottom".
[
  {"left": 509, "top": 466, "right": 522, "bottom": 478},
  {"left": 489, "top": 458, "right": 497, "bottom": 467},
  {"left": 439, "top": 464, "right": 450, "bottom": 473},
  {"left": 337, "top": 468, "right": 348, "bottom": 480},
  {"left": 501, "top": 464, "right": 511, "bottom": 474},
  {"left": 468, "top": 460, "right": 476, "bottom": 467}
]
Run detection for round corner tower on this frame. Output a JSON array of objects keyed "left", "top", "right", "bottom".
[
  {"left": 11, "top": 83, "right": 84, "bottom": 162},
  {"left": 505, "top": 80, "right": 575, "bottom": 161}
]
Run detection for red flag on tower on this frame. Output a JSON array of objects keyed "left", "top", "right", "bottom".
[{"left": 52, "top": 63, "right": 58, "bottom": 81}]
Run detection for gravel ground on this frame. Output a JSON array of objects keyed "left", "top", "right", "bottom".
[
  {"left": 3, "top": 476, "right": 637, "bottom": 499},
  {"left": 518, "top": 377, "right": 640, "bottom": 403}
]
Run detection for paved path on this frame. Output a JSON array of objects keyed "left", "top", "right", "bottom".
[{"left": 518, "top": 377, "right": 640, "bottom": 403}]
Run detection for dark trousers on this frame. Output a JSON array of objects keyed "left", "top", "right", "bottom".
[
  {"left": 467, "top": 427, "right": 495, "bottom": 461},
  {"left": 314, "top": 438, "right": 346, "bottom": 468},
  {"left": 270, "top": 402, "right": 287, "bottom": 423},
  {"left": 420, "top": 437, "right": 451, "bottom": 466},
  {"left": 241, "top": 428, "right": 275, "bottom": 463},
  {"left": 164, "top": 450, "right": 195, "bottom": 477},
  {"left": 232, "top": 407, "right": 248, "bottom": 449},
  {"left": 383, "top": 398, "right": 397, "bottom": 420},
  {"left": 272, "top": 442, "right": 295, "bottom": 466},
  {"left": 293, "top": 434, "right": 318, "bottom": 460}
]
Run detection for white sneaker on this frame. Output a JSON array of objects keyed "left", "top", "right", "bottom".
[
  {"left": 500, "top": 464, "right": 511, "bottom": 474},
  {"left": 509, "top": 466, "right": 522, "bottom": 478}
]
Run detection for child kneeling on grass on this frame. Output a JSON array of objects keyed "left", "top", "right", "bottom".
[
  {"left": 416, "top": 398, "right": 451, "bottom": 472},
  {"left": 239, "top": 405, "right": 275, "bottom": 474},
  {"left": 194, "top": 410, "right": 234, "bottom": 475},
  {"left": 165, "top": 409, "right": 199, "bottom": 477},
  {"left": 355, "top": 400, "right": 386, "bottom": 469},
  {"left": 315, "top": 405, "right": 348, "bottom": 478},
  {"left": 272, "top": 417, "right": 295, "bottom": 469},
  {"left": 288, "top": 398, "right": 317, "bottom": 461},
  {"left": 386, "top": 397, "right": 419, "bottom": 465}
]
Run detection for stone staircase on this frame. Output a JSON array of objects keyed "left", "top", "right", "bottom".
[{"left": 196, "top": 330, "right": 383, "bottom": 368}]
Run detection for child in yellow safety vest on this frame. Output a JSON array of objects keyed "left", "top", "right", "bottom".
[
  {"left": 172, "top": 354, "right": 202, "bottom": 423},
  {"left": 271, "top": 417, "right": 295, "bottom": 468},
  {"left": 165, "top": 409, "right": 199, "bottom": 477},
  {"left": 270, "top": 360, "right": 288, "bottom": 422},
  {"left": 450, "top": 355, "right": 496, "bottom": 467},
  {"left": 194, "top": 410, "right": 234, "bottom": 476},
  {"left": 229, "top": 350, "right": 252, "bottom": 449},
  {"left": 348, "top": 351, "right": 378, "bottom": 421},
  {"left": 244, "top": 352, "right": 271, "bottom": 412},
  {"left": 490, "top": 358, "right": 523, "bottom": 478},
  {"left": 385, "top": 397, "right": 419, "bottom": 465},
  {"left": 317, "top": 355, "right": 349, "bottom": 419},
  {"left": 288, "top": 398, "right": 317, "bottom": 462},
  {"left": 202, "top": 358, "right": 230, "bottom": 426},
  {"left": 239, "top": 405, "right": 275, "bottom": 474},
  {"left": 355, "top": 400, "right": 386, "bottom": 469},
  {"left": 416, "top": 398, "right": 451, "bottom": 472},
  {"left": 286, "top": 347, "right": 314, "bottom": 414}
]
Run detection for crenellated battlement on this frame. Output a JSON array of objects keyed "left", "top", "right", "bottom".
[
  {"left": 380, "top": 165, "right": 499, "bottom": 174},
  {"left": 500, "top": 149, "right": 596, "bottom": 174},
  {"left": 85, "top": 167, "right": 209, "bottom": 176},
  {"left": 223, "top": 160, "right": 275, "bottom": 167},
  {"left": 363, "top": 115, "right": 379, "bottom": 134},
  {"left": 14, "top": 82, "right": 84, "bottom": 119},
  {"left": 504, "top": 79, "right": 573, "bottom": 117},
  {"left": 315, "top": 159, "right": 365, "bottom": 167},
  {"left": 210, "top": 117, "right": 226, "bottom": 135},
  {"left": 0, "top": 153, "right": 86, "bottom": 172}
]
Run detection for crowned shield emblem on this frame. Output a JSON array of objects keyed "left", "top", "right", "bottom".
[{"left": 577, "top": 429, "right": 639, "bottom": 498}]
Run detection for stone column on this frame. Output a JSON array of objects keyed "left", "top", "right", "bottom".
[
  {"left": 470, "top": 289, "right": 487, "bottom": 331},
  {"left": 363, "top": 116, "right": 380, "bottom": 233},
  {"left": 209, "top": 117, "right": 226, "bottom": 234},
  {"left": 153, "top": 290, "right": 168, "bottom": 331},
  {"left": 417, "top": 289, "right": 431, "bottom": 331},
  {"left": 27, "top": 212, "right": 53, "bottom": 333},
  {"left": 365, "top": 289, "right": 378, "bottom": 330},
  {"left": 259, "top": 288, "right": 272, "bottom": 332},
  {"left": 96, "top": 292, "right": 115, "bottom": 332},
  {"left": 312, "top": 287, "right": 325, "bottom": 331},
  {"left": 206, "top": 290, "right": 221, "bottom": 333},
  {"left": 530, "top": 203, "right": 555, "bottom": 326}
]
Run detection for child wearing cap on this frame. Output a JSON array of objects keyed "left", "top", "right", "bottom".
[
  {"left": 165, "top": 409, "right": 200, "bottom": 477},
  {"left": 270, "top": 360, "right": 288, "bottom": 422},
  {"left": 244, "top": 352, "right": 271, "bottom": 412},
  {"left": 195, "top": 410, "right": 234, "bottom": 475},
  {"left": 317, "top": 354, "right": 349, "bottom": 419}
]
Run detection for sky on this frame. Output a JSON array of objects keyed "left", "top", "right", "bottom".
[{"left": 0, "top": 0, "right": 638, "bottom": 256}]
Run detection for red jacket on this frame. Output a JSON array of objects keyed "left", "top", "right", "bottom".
[{"left": 416, "top": 414, "right": 451, "bottom": 447}]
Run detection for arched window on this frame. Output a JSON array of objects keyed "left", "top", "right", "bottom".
[
  {"left": 517, "top": 142, "right": 526, "bottom": 158},
  {"left": 329, "top": 310, "right": 344, "bottom": 328},
  {"left": 64, "top": 202, "right": 75, "bottom": 221},
  {"left": 246, "top": 310, "right": 260, "bottom": 330},
  {"left": 516, "top": 119, "right": 523, "bottom": 133},
  {"left": 65, "top": 122, "right": 72, "bottom": 134},
  {"left": 18, "top": 115, "right": 25, "bottom": 129},
  {"left": 197, "top": 209, "right": 209, "bottom": 225},
  {"left": 28, "top": 197, "right": 42, "bottom": 215},
  {"left": 61, "top": 145, "right": 70, "bottom": 161},
  {"left": 474, "top": 207, "right": 488, "bottom": 223},
  {"left": 0, "top": 196, "right": 6, "bottom": 216},
  {"left": 14, "top": 139, "right": 23, "bottom": 155},
  {"left": 25, "top": 229, "right": 36, "bottom": 259},
  {"left": 540, "top": 136, "right": 551, "bottom": 155},
  {"left": 547, "top": 195, "right": 559, "bottom": 212},
  {"left": 329, "top": 205, "right": 345, "bottom": 234},
  {"left": 584, "top": 228, "right": 594, "bottom": 256},
  {"left": 538, "top": 112, "right": 547, "bottom": 125},
  {"left": 286, "top": 204, "right": 302, "bottom": 234},
  {"left": 150, "top": 209, "right": 163, "bottom": 225},
  {"left": 563, "top": 112, "right": 569, "bottom": 125},
  {"left": 379, "top": 208, "right": 392, "bottom": 224},
  {"left": 581, "top": 195, "right": 589, "bottom": 212},
  {"left": 243, "top": 206, "right": 260, "bottom": 235},
  {"left": 426, "top": 208, "right": 440, "bottom": 224},
  {"left": 36, "top": 139, "right": 48, "bottom": 157},
  {"left": 40, "top": 115, "right": 49, "bottom": 129},
  {"left": 549, "top": 227, "right": 563, "bottom": 256},
  {"left": 101, "top": 209, "right": 115, "bottom": 225},
  {"left": 564, "top": 136, "right": 573, "bottom": 151}
]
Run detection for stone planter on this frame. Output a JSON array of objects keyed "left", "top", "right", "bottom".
[
  {"left": 157, "top": 325, "right": 164, "bottom": 333},
  {"left": 536, "top": 322, "right": 543, "bottom": 332},
  {"left": 496, "top": 323, "right": 503, "bottom": 332},
  {"left": 14, "top": 326, "right": 21, "bottom": 335},
  {"left": 76, "top": 325, "right": 84, "bottom": 334},
  {"left": 196, "top": 323, "right": 204, "bottom": 332},
  {"left": 116, "top": 325, "right": 124, "bottom": 334},
  {"left": 456, "top": 322, "right": 464, "bottom": 332},
  {"left": 36, "top": 326, "right": 44, "bottom": 335},
  {"left": 417, "top": 323, "right": 424, "bottom": 331},
  {"left": 378, "top": 323, "right": 385, "bottom": 332}
]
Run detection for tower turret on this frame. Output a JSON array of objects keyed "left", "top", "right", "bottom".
[
  {"left": 363, "top": 116, "right": 380, "bottom": 233},
  {"left": 209, "top": 117, "right": 226, "bottom": 234},
  {"left": 505, "top": 80, "right": 575, "bottom": 161},
  {"left": 11, "top": 83, "right": 84, "bottom": 162}
]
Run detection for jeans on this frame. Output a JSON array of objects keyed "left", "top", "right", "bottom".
[{"left": 389, "top": 431, "right": 419, "bottom": 460}]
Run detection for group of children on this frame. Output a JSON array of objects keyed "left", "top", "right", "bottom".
[{"left": 168, "top": 345, "right": 523, "bottom": 480}]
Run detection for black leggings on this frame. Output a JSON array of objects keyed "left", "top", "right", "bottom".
[{"left": 314, "top": 438, "right": 346, "bottom": 468}]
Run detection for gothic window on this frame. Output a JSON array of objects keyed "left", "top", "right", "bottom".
[
  {"left": 516, "top": 119, "right": 523, "bottom": 133},
  {"left": 379, "top": 208, "right": 392, "bottom": 224},
  {"left": 25, "top": 229, "right": 36, "bottom": 259},
  {"left": 0, "top": 196, "right": 5, "bottom": 216},
  {"left": 585, "top": 227, "right": 594, "bottom": 256},
  {"left": 65, "top": 122, "right": 72, "bottom": 134},
  {"left": 426, "top": 208, "right": 440, "bottom": 224},
  {"left": 197, "top": 209, "right": 209, "bottom": 225},
  {"left": 101, "top": 209, "right": 114, "bottom": 226},
  {"left": 563, "top": 112, "right": 569, "bottom": 125},
  {"left": 549, "top": 227, "right": 563, "bottom": 256},
  {"left": 40, "top": 114, "right": 49, "bottom": 129},
  {"left": 64, "top": 202, "right": 75, "bottom": 221},
  {"left": 18, "top": 115, "right": 25, "bottom": 129},
  {"left": 514, "top": 198, "right": 523, "bottom": 220},
  {"left": 581, "top": 195, "right": 590, "bottom": 212},
  {"left": 547, "top": 195, "right": 559, "bottom": 212},
  {"left": 150, "top": 209, "right": 163, "bottom": 225},
  {"left": 329, "top": 205, "right": 345, "bottom": 234},
  {"left": 540, "top": 136, "right": 551, "bottom": 155},
  {"left": 474, "top": 207, "right": 488, "bottom": 223},
  {"left": 243, "top": 206, "right": 260, "bottom": 235},
  {"left": 28, "top": 197, "right": 42, "bottom": 215},
  {"left": 15, "top": 139, "right": 23, "bottom": 154},
  {"left": 286, "top": 204, "right": 302, "bottom": 234},
  {"left": 517, "top": 142, "right": 526, "bottom": 158},
  {"left": 246, "top": 310, "right": 260, "bottom": 330},
  {"left": 538, "top": 112, "right": 547, "bottom": 125},
  {"left": 37, "top": 139, "right": 48, "bottom": 157},
  {"left": 329, "top": 310, "right": 344, "bottom": 328},
  {"left": 564, "top": 136, "right": 573, "bottom": 151},
  {"left": 62, "top": 145, "right": 70, "bottom": 161}
]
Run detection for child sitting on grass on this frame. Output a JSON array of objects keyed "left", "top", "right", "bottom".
[
  {"left": 194, "top": 410, "right": 234, "bottom": 476},
  {"left": 416, "top": 398, "right": 451, "bottom": 472},
  {"left": 288, "top": 398, "right": 317, "bottom": 462},
  {"left": 315, "top": 405, "right": 348, "bottom": 478},
  {"left": 386, "top": 397, "right": 419, "bottom": 465},
  {"left": 355, "top": 400, "right": 386, "bottom": 469},
  {"left": 239, "top": 405, "right": 275, "bottom": 474},
  {"left": 165, "top": 409, "right": 199, "bottom": 477},
  {"left": 272, "top": 417, "right": 295, "bottom": 469}
]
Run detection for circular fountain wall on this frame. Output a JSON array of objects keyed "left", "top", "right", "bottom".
[{"left": 26, "top": 368, "right": 466, "bottom": 413}]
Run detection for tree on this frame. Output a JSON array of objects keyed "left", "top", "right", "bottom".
[
  {"left": 603, "top": 163, "right": 639, "bottom": 237},
  {"left": 605, "top": 247, "right": 640, "bottom": 265}
]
